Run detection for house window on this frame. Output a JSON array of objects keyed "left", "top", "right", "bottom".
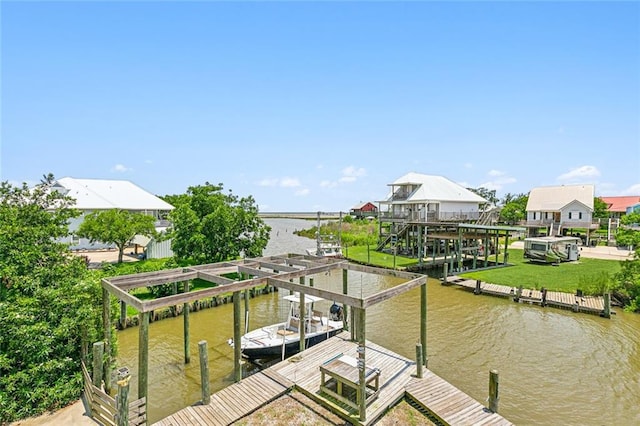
[
  {"left": 533, "top": 212, "right": 536, "bottom": 220},
  {"left": 569, "top": 212, "right": 572, "bottom": 219},
  {"left": 579, "top": 212, "right": 583, "bottom": 220},
  {"left": 72, "top": 234, "right": 80, "bottom": 245},
  {"left": 545, "top": 212, "right": 548, "bottom": 220}
]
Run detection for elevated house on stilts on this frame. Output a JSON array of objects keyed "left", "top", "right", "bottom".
[{"left": 376, "top": 172, "right": 523, "bottom": 274}]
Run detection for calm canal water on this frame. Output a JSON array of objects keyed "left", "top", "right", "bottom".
[{"left": 116, "top": 219, "right": 640, "bottom": 425}]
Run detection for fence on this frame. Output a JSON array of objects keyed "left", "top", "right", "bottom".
[{"left": 82, "top": 360, "right": 146, "bottom": 426}]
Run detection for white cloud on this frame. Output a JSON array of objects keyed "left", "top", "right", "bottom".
[
  {"left": 342, "top": 166, "right": 366, "bottom": 178},
  {"left": 111, "top": 164, "right": 131, "bottom": 173},
  {"left": 257, "top": 178, "right": 278, "bottom": 187},
  {"left": 295, "top": 188, "right": 310, "bottom": 196},
  {"left": 258, "top": 177, "right": 302, "bottom": 188},
  {"left": 280, "top": 177, "right": 301, "bottom": 188},
  {"left": 320, "top": 180, "right": 338, "bottom": 189},
  {"left": 339, "top": 176, "right": 357, "bottom": 183},
  {"left": 557, "top": 165, "right": 601, "bottom": 181},
  {"left": 144, "top": 159, "right": 153, "bottom": 164},
  {"left": 464, "top": 163, "right": 473, "bottom": 169},
  {"left": 488, "top": 169, "right": 505, "bottom": 177},
  {"left": 622, "top": 183, "right": 640, "bottom": 196},
  {"left": 479, "top": 177, "right": 517, "bottom": 191}
]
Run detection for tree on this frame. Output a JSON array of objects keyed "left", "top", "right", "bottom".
[
  {"left": 166, "top": 182, "right": 271, "bottom": 264},
  {"left": 499, "top": 193, "right": 529, "bottom": 225},
  {"left": 0, "top": 175, "right": 104, "bottom": 422},
  {"left": 611, "top": 212, "right": 640, "bottom": 311},
  {"left": 593, "top": 197, "right": 609, "bottom": 220},
  {"left": 77, "top": 209, "right": 157, "bottom": 263},
  {"left": 467, "top": 187, "right": 498, "bottom": 209}
]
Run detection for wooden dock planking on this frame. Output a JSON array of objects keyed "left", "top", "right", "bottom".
[
  {"left": 154, "top": 365, "right": 292, "bottom": 426},
  {"left": 406, "top": 370, "right": 513, "bottom": 426},
  {"left": 448, "top": 275, "right": 608, "bottom": 316},
  {"left": 155, "top": 332, "right": 512, "bottom": 425}
]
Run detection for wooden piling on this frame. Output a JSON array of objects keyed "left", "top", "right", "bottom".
[
  {"left": 119, "top": 301, "right": 127, "bottom": 330},
  {"left": 420, "top": 283, "right": 427, "bottom": 367},
  {"left": 92, "top": 341, "right": 104, "bottom": 388},
  {"left": 357, "top": 307, "right": 367, "bottom": 422},
  {"left": 415, "top": 343, "right": 423, "bottom": 378},
  {"left": 233, "top": 291, "right": 242, "bottom": 382},
  {"left": 342, "top": 269, "right": 349, "bottom": 332},
  {"left": 442, "top": 263, "right": 448, "bottom": 284},
  {"left": 299, "top": 292, "right": 306, "bottom": 354},
  {"left": 474, "top": 279, "right": 481, "bottom": 295},
  {"left": 198, "top": 340, "right": 210, "bottom": 405},
  {"left": 602, "top": 293, "right": 611, "bottom": 318},
  {"left": 102, "top": 287, "right": 112, "bottom": 394},
  {"left": 515, "top": 285, "right": 523, "bottom": 302},
  {"left": 488, "top": 369, "right": 499, "bottom": 413},
  {"left": 138, "top": 311, "right": 149, "bottom": 400},
  {"left": 116, "top": 371, "right": 131, "bottom": 426},
  {"left": 184, "top": 281, "right": 190, "bottom": 364}
]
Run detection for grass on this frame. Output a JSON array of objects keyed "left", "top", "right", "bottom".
[
  {"left": 344, "top": 246, "right": 621, "bottom": 295},
  {"left": 459, "top": 249, "right": 619, "bottom": 294}
]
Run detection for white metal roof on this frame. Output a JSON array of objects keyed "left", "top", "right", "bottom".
[
  {"left": 383, "top": 172, "right": 487, "bottom": 203},
  {"left": 526, "top": 184, "right": 594, "bottom": 211},
  {"left": 53, "top": 177, "right": 174, "bottom": 211}
]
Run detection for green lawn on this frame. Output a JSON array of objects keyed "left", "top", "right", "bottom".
[{"left": 345, "top": 246, "right": 621, "bottom": 295}]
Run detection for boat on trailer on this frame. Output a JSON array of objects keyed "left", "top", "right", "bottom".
[{"left": 229, "top": 293, "right": 344, "bottom": 360}]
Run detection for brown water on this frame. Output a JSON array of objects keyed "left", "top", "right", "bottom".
[{"left": 116, "top": 219, "right": 640, "bottom": 425}]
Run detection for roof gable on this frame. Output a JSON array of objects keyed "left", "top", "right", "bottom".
[
  {"left": 526, "top": 184, "right": 594, "bottom": 212},
  {"left": 387, "top": 172, "right": 487, "bottom": 203},
  {"left": 55, "top": 177, "right": 174, "bottom": 211}
]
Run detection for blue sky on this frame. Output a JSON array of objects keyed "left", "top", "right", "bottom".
[{"left": 2, "top": 1, "right": 639, "bottom": 212}]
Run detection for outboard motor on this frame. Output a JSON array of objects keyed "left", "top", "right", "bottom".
[{"left": 329, "top": 303, "right": 343, "bottom": 321}]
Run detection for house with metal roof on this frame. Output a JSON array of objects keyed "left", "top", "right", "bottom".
[
  {"left": 376, "top": 172, "right": 488, "bottom": 252},
  {"left": 525, "top": 184, "right": 597, "bottom": 238},
  {"left": 350, "top": 201, "right": 378, "bottom": 219},
  {"left": 600, "top": 196, "right": 640, "bottom": 219},
  {"left": 53, "top": 177, "right": 174, "bottom": 252}
]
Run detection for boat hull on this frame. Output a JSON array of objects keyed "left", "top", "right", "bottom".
[{"left": 242, "top": 328, "right": 342, "bottom": 360}]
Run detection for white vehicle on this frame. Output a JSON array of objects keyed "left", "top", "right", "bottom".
[{"left": 523, "top": 236, "right": 581, "bottom": 263}]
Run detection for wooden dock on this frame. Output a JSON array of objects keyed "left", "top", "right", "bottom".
[
  {"left": 447, "top": 276, "right": 607, "bottom": 315},
  {"left": 154, "top": 332, "right": 512, "bottom": 425}
]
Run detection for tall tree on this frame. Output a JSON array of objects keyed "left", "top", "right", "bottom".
[
  {"left": 166, "top": 182, "right": 270, "bottom": 264},
  {"left": 77, "top": 209, "right": 157, "bottom": 263},
  {"left": 499, "top": 193, "right": 529, "bottom": 225},
  {"left": 467, "top": 187, "right": 498, "bottom": 208},
  {"left": 0, "top": 175, "right": 104, "bottom": 422}
]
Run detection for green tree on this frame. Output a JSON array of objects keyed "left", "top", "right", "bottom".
[
  {"left": 0, "top": 175, "right": 104, "bottom": 422},
  {"left": 499, "top": 193, "right": 529, "bottom": 225},
  {"left": 593, "top": 197, "right": 609, "bottom": 220},
  {"left": 611, "top": 212, "right": 640, "bottom": 311},
  {"left": 467, "top": 187, "right": 497, "bottom": 208},
  {"left": 166, "top": 182, "right": 270, "bottom": 264},
  {"left": 77, "top": 209, "right": 157, "bottom": 263}
]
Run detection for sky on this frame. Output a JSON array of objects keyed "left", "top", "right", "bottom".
[{"left": 1, "top": 1, "right": 639, "bottom": 212}]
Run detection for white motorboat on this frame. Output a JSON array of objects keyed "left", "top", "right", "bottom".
[{"left": 229, "top": 293, "right": 344, "bottom": 360}]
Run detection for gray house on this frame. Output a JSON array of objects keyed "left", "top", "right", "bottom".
[{"left": 52, "top": 177, "right": 174, "bottom": 256}]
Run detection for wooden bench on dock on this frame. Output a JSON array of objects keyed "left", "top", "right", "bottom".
[{"left": 319, "top": 354, "right": 381, "bottom": 410}]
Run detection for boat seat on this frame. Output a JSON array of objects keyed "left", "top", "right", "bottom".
[{"left": 289, "top": 317, "right": 300, "bottom": 331}]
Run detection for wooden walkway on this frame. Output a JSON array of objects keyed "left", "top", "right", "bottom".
[
  {"left": 154, "top": 332, "right": 512, "bottom": 425},
  {"left": 447, "top": 276, "right": 607, "bottom": 315}
]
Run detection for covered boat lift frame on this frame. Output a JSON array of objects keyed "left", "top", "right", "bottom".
[{"left": 101, "top": 253, "right": 428, "bottom": 422}]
